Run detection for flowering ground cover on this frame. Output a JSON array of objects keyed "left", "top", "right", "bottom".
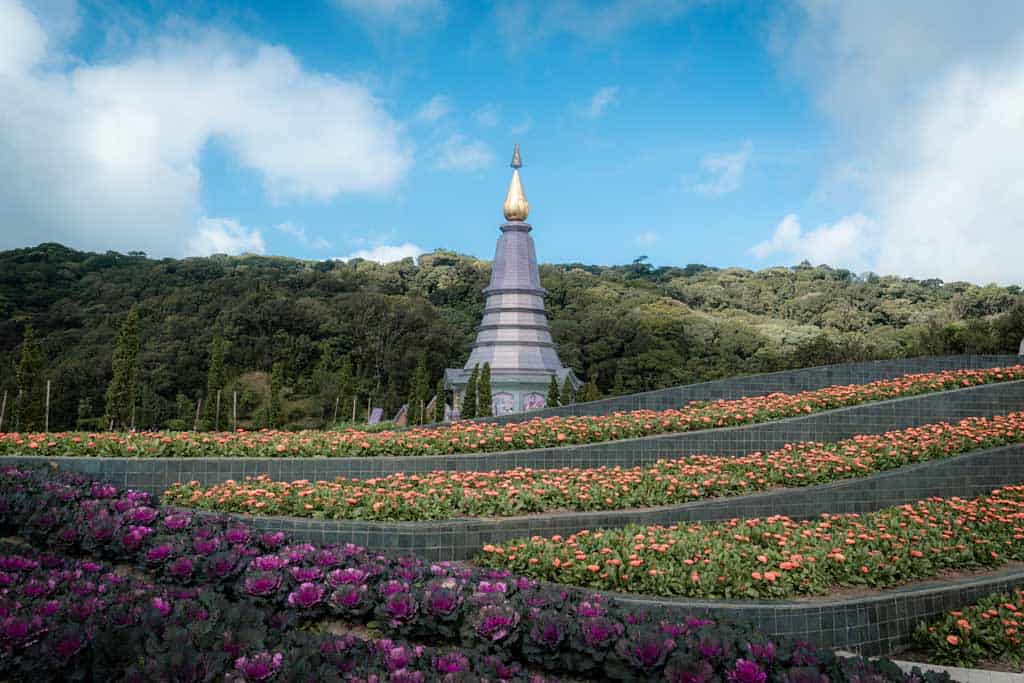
[
  {"left": 911, "top": 588, "right": 1024, "bottom": 670},
  {"left": 477, "top": 486, "right": 1024, "bottom": 600},
  {"left": 0, "top": 465, "right": 948, "bottom": 682},
  {"left": 3, "top": 366, "right": 1022, "bottom": 459},
  {"left": 164, "top": 412, "right": 1024, "bottom": 521}
]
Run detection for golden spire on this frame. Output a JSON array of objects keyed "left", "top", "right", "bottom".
[{"left": 502, "top": 144, "right": 530, "bottom": 221}]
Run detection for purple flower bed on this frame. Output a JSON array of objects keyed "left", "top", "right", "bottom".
[
  {"left": 0, "top": 465, "right": 951, "bottom": 682},
  {"left": 0, "top": 542, "right": 550, "bottom": 681}
]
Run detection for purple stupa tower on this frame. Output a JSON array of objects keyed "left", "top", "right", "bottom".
[{"left": 445, "top": 145, "right": 578, "bottom": 416}]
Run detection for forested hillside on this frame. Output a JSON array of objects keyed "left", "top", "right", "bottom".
[{"left": 1, "top": 242, "right": 1022, "bottom": 430}]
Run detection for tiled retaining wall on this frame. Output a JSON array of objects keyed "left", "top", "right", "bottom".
[
  {"left": 459, "top": 354, "right": 1022, "bottom": 425},
  {"left": 7, "top": 378, "right": 1024, "bottom": 494},
  {"left": 596, "top": 565, "right": 1024, "bottom": 656},
  {"left": 166, "top": 443, "right": 1024, "bottom": 561}
]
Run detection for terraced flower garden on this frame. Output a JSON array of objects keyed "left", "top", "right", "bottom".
[
  {"left": 164, "top": 412, "right": 1024, "bottom": 520},
  {"left": 0, "top": 465, "right": 937, "bottom": 682},
  {"left": 4, "top": 359, "right": 1023, "bottom": 679},
  {"left": 2, "top": 365, "right": 1022, "bottom": 458}
]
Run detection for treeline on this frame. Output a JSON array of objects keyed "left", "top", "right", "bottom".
[{"left": 0, "top": 243, "right": 1022, "bottom": 431}]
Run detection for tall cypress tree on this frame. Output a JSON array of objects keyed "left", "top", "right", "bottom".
[
  {"left": 461, "top": 364, "right": 479, "bottom": 420},
  {"left": 434, "top": 377, "right": 446, "bottom": 422},
  {"left": 267, "top": 362, "right": 284, "bottom": 428},
  {"left": 546, "top": 375, "right": 560, "bottom": 408},
  {"left": 338, "top": 357, "right": 354, "bottom": 423},
  {"left": 105, "top": 308, "right": 139, "bottom": 430},
  {"left": 205, "top": 332, "right": 227, "bottom": 430},
  {"left": 412, "top": 356, "right": 429, "bottom": 424},
  {"left": 15, "top": 325, "right": 45, "bottom": 431},
  {"left": 560, "top": 375, "right": 574, "bottom": 405},
  {"left": 582, "top": 380, "right": 601, "bottom": 403},
  {"left": 477, "top": 362, "right": 493, "bottom": 417}
]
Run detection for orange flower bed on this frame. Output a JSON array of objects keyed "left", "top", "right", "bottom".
[
  {"left": 164, "top": 412, "right": 1024, "bottom": 521},
  {"left": 913, "top": 589, "right": 1024, "bottom": 669},
  {"left": 4, "top": 366, "right": 1023, "bottom": 459},
  {"left": 476, "top": 486, "right": 1024, "bottom": 600}
]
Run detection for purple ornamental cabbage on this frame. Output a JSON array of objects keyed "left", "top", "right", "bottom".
[
  {"left": 433, "top": 652, "right": 471, "bottom": 675},
  {"left": 234, "top": 652, "right": 283, "bottom": 681},
  {"left": 289, "top": 566, "right": 322, "bottom": 582},
  {"left": 727, "top": 659, "right": 768, "bottom": 683},
  {"left": 473, "top": 603, "right": 520, "bottom": 643},
  {"left": 162, "top": 513, "right": 192, "bottom": 532},
  {"left": 382, "top": 592, "right": 418, "bottom": 627},
  {"left": 327, "top": 567, "right": 368, "bottom": 587},
  {"left": 243, "top": 572, "right": 283, "bottom": 598},
  {"left": 251, "top": 555, "right": 288, "bottom": 572},
  {"left": 577, "top": 616, "right": 623, "bottom": 650},
  {"left": 145, "top": 544, "right": 175, "bottom": 565},
  {"left": 286, "top": 582, "right": 325, "bottom": 609}
]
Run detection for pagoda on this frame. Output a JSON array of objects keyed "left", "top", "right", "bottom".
[{"left": 446, "top": 145, "right": 578, "bottom": 417}]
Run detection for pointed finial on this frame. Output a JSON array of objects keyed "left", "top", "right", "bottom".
[{"left": 503, "top": 145, "right": 529, "bottom": 221}]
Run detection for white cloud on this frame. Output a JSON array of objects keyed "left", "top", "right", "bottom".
[
  {"left": 416, "top": 94, "right": 451, "bottom": 122},
  {"left": 335, "top": 242, "right": 424, "bottom": 263},
  {"left": 751, "top": 213, "right": 877, "bottom": 273},
  {"left": 511, "top": 116, "right": 533, "bottom": 135},
  {"left": 333, "top": 0, "right": 446, "bottom": 32},
  {"left": 770, "top": 0, "right": 1024, "bottom": 284},
  {"left": 186, "top": 217, "right": 266, "bottom": 256},
  {"left": 473, "top": 103, "right": 500, "bottom": 127},
  {"left": 579, "top": 86, "right": 619, "bottom": 118},
  {"left": 692, "top": 141, "right": 752, "bottom": 196},
  {"left": 0, "top": 0, "right": 412, "bottom": 257},
  {"left": 634, "top": 231, "right": 659, "bottom": 246},
  {"left": 276, "top": 222, "right": 331, "bottom": 250},
  {"left": 496, "top": 0, "right": 695, "bottom": 44},
  {"left": 435, "top": 134, "right": 494, "bottom": 172},
  {"left": 0, "top": 0, "right": 47, "bottom": 77}
]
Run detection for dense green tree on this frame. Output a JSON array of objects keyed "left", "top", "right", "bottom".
[
  {"left": 434, "top": 377, "right": 446, "bottom": 422},
  {"left": 560, "top": 375, "right": 574, "bottom": 405},
  {"left": 582, "top": 380, "right": 601, "bottom": 403},
  {"left": 547, "top": 375, "right": 560, "bottom": 408},
  {"left": 461, "top": 364, "right": 479, "bottom": 420},
  {"left": 478, "top": 363, "right": 493, "bottom": 418},
  {"left": 2, "top": 243, "right": 1024, "bottom": 429},
  {"left": 104, "top": 309, "right": 139, "bottom": 430},
  {"left": 15, "top": 325, "right": 46, "bottom": 431}
]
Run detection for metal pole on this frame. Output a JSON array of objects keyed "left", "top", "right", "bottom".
[
  {"left": 366, "top": 396, "right": 371, "bottom": 423},
  {"left": 193, "top": 399, "right": 202, "bottom": 432},
  {"left": 0, "top": 389, "right": 6, "bottom": 432},
  {"left": 44, "top": 380, "right": 51, "bottom": 433},
  {"left": 352, "top": 396, "right": 357, "bottom": 423},
  {"left": 215, "top": 390, "right": 221, "bottom": 431},
  {"left": 333, "top": 396, "right": 339, "bottom": 426},
  {"left": 233, "top": 391, "right": 237, "bottom": 431},
  {"left": 420, "top": 399, "right": 425, "bottom": 425}
]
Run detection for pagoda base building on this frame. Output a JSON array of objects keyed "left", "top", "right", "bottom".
[{"left": 446, "top": 145, "right": 579, "bottom": 417}]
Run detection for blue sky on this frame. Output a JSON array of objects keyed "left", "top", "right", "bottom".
[{"left": 3, "top": 1, "right": 1024, "bottom": 284}]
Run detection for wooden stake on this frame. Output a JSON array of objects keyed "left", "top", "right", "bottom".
[
  {"left": 352, "top": 396, "right": 357, "bottom": 423},
  {"left": 215, "top": 390, "right": 222, "bottom": 431},
  {"left": 232, "top": 391, "right": 237, "bottom": 431},
  {"left": 333, "top": 396, "right": 339, "bottom": 425},
  {"left": 193, "top": 399, "right": 202, "bottom": 432},
  {"left": 366, "top": 397, "right": 371, "bottom": 423},
  {"left": 44, "top": 380, "right": 51, "bottom": 433},
  {"left": 420, "top": 399, "right": 425, "bottom": 425},
  {"left": 0, "top": 389, "right": 6, "bottom": 432}
]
